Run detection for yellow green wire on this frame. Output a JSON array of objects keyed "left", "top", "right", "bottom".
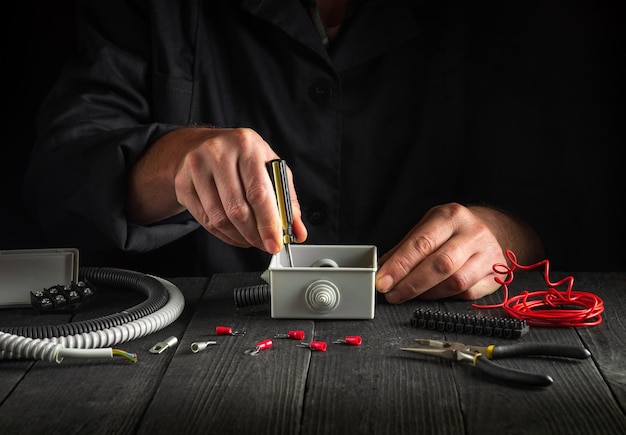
[{"left": 112, "top": 348, "right": 138, "bottom": 363}]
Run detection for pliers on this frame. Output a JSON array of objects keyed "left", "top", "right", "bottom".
[{"left": 400, "top": 339, "right": 591, "bottom": 387}]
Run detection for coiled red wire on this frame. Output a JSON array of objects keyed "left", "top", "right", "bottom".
[{"left": 473, "top": 250, "right": 604, "bottom": 327}]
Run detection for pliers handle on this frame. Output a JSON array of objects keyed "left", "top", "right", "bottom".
[
  {"left": 476, "top": 342, "right": 591, "bottom": 386},
  {"left": 400, "top": 339, "right": 591, "bottom": 387}
]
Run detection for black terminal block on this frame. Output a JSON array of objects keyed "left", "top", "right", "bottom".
[
  {"left": 410, "top": 308, "right": 529, "bottom": 339},
  {"left": 30, "top": 281, "right": 96, "bottom": 313}
]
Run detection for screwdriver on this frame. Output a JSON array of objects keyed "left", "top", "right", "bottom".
[{"left": 267, "top": 159, "right": 295, "bottom": 267}]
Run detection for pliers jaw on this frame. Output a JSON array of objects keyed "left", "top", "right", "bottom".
[{"left": 400, "top": 339, "right": 478, "bottom": 363}]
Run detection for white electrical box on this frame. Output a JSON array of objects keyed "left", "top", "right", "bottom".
[
  {"left": 0, "top": 248, "right": 79, "bottom": 307},
  {"left": 267, "top": 244, "right": 377, "bottom": 319}
]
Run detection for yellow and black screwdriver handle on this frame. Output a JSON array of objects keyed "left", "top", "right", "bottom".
[{"left": 267, "top": 159, "right": 295, "bottom": 266}]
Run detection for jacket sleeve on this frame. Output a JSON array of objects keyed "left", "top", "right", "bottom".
[{"left": 23, "top": 0, "right": 200, "bottom": 255}]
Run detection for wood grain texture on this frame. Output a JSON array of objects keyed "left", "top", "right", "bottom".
[
  {"left": 138, "top": 273, "right": 312, "bottom": 435},
  {"left": 572, "top": 272, "right": 626, "bottom": 409}
]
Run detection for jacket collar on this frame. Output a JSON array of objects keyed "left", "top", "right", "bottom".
[{"left": 240, "top": 0, "right": 420, "bottom": 71}]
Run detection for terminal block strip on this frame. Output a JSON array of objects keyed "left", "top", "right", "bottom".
[
  {"left": 30, "top": 281, "right": 96, "bottom": 313},
  {"left": 410, "top": 308, "right": 529, "bottom": 339}
]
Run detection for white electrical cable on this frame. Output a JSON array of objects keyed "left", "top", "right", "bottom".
[{"left": 0, "top": 276, "right": 184, "bottom": 363}]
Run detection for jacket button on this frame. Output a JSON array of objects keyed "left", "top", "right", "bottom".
[
  {"left": 308, "top": 79, "right": 333, "bottom": 106},
  {"left": 307, "top": 205, "right": 327, "bottom": 225}
]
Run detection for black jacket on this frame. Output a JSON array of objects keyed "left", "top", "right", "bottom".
[{"left": 23, "top": 0, "right": 623, "bottom": 275}]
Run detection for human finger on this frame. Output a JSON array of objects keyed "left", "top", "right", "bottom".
[
  {"left": 380, "top": 233, "right": 469, "bottom": 303},
  {"left": 238, "top": 154, "right": 285, "bottom": 253},
  {"left": 386, "top": 252, "right": 499, "bottom": 303},
  {"left": 375, "top": 204, "right": 458, "bottom": 295},
  {"left": 176, "top": 169, "right": 251, "bottom": 247}
]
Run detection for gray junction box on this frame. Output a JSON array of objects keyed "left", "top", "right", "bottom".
[{"left": 266, "top": 244, "right": 377, "bottom": 319}]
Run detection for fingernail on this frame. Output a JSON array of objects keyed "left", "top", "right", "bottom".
[
  {"left": 376, "top": 274, "right": 394, "bottom": 293},
  {"left": 265, "top": 239, "right": 281, "bottom": 254}
]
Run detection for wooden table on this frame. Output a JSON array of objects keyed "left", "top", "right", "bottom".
[{"left": 1, "top": 270, "right": 625, "bottom": 434}]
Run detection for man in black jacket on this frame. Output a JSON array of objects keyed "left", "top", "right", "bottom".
[{"left": 23, "top": 1, "right": 622, "bottom": 302}]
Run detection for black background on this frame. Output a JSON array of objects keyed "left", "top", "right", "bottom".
[{"left": 4, "top": 1, "right": 625, "bottom": 271}]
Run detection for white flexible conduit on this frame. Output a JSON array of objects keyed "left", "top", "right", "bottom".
[{"left": 0, "top": 277, "right": 184, "bottom": 363}]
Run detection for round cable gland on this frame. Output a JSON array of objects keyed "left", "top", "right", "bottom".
[
  {"left": 305, "top": 280, "right": 340, "bottom": 313},
  {"left": 311, "top": 258, "right": 339, "bottom": 268}
]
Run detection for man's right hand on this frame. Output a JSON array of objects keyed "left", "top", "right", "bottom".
[{"left": 126, "top": 127, "right": 308, "bottom": 254}]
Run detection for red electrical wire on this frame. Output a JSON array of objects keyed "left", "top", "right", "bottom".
[{"left": 473, "top": 250, "right": 604, "bottom": 327}]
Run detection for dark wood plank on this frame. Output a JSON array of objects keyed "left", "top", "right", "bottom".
[
  {"left": 137, "top": 273, "right": 313, "bottom": 435},
  {"left": 1, "top": 271, "right": 624, "bottom": 435},
  {"left": 303, "top": 299, "right": 465, "bottom": 435},
  {"left": 571, "top": 272, "right": 626, "bottom": 409}
]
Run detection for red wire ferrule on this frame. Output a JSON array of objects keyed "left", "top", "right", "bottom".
[
  {"left": 298, "top": 341, "right": 327, "bottom": 352},
  {"left": 333, "top": 336, "right": 362, "bottom": 346},
  {"left": 216, "top": 326, "right": 246, "bottom": 336},
  {"left": 274, "top": 330, "right": 305, "bottom": 340},
  {"left": 245, "top": 339, "right": 273, "bottom": 355}
]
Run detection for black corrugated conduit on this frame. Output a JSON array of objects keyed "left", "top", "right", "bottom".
[
  {"left": 233, "top": 284, "right": 270, "bottom": 307},
  {"left": 0, "top": 267, "right": 169, "bottom": 338}
]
